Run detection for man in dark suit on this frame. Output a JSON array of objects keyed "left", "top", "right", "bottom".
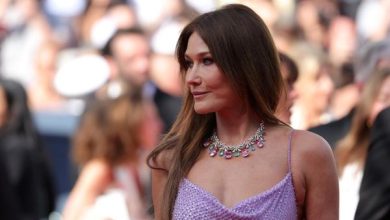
[
  {"left": 309, "top": 109, "right": 354, "bottom": 149},
  {"left": 310, "top": 38, "right": 390, "bottom": 149},
  {"left": 355, "top": 107, "right": 390, "bottom": 220},
  {"left": 0, "top": 152, "right": 20, "bottom": 220}
]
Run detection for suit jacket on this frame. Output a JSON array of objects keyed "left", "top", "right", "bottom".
[
  {"left": 0, "top": 150, "right": 21, "bottom": 220},
  {"left": 355, "top": 107, "right": 390, "bottom": 220},
  {"left": 0, "top": 134, "right": 56, "bottom": 219},
  {"left": 309, "top": 109, "right": 354, "bottom": 149}
]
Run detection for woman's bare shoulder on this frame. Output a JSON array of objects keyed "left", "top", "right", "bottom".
[
  {"left": 291, "top": 129, "right": 336, "bottom": 175},
  {"left": 292, "top": 129, "right": 333, "bottom": 156},
  {"left": 291, "top": 130, "right": 339, "bottom": 219}
]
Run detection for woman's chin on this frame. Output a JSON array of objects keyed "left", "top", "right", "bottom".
[{"left": 193, "top": 106, "right": 213, "bottom": 115}]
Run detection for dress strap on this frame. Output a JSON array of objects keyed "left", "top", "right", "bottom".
[{"left": 288, "top": 129, "right": 294, "bottom": 172}]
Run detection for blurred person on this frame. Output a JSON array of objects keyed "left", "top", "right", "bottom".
[
  {"left": 310, "top": 38, "right": 390, "bottom": 148},
  {"left": 289, "top": 43, "right": 335, "bottom": 129},
  {"left": 0, "top": 152, "right": 20, "bottom": 220},
  {"left": 355, "top": 106, "right": 390, "bottom": 220},
  {"left": 132, "top": 0, "right": 199, "bottom": 34},
  {"left": 0, "top": 0, "right": 55, "bottom": 86},
  {"left": 294, "top": 0, "right": 338, "bottom": 50},
  {"left": 99, "top": 27, "right": 150, "bottom": 98},
  {"left": 276, "top": 52, "right": 299, "bottom": 124},
  {"left": 355, "top": 0, "right": 390, "bottom": 46},
  {"left": 0, "top": 78, "right": 56, "bottom": 219},
  {"left": 326, "top": 16, "right": 357, "bottom": 68},
  {"left": 88, "top": 1, "right": 138, "bottom": 49},
  {"left": 238, "top": 0, "right": 279, "bottom": 32},
  {"left": 42, "top": 0, "right": 86, "bottom": 47},
  {"left": 131, "top": 0, "right": 172, "bottom": 33},
  {"left": 148, "top": 4, "right": 338, "bottom": 220},
  {"left": 69, "top": 0, "right": 136, "bottom": 47},
  {"left": 149, "top": 16, "right": 189, "bottom": 132},
  {"left": 28, "top": 39, "right": 66, "bottom": 111},
  {"left": 354, "top": 37, "right": 390, "bottom": 84},
  {"left": 76, "top": 0, "right": 112, "bottom": 46},
  {"left": 335, "top": 68, "right": 390, "bottom": 220},
  {"left": 328, "top": 62, "right": 360, "bottom": 120},
  {"left": 62, "top": 88, "right": 162, "bottom": 220},
  {"left": 146, "top": 3, "right": 199, "bottom": 132}
]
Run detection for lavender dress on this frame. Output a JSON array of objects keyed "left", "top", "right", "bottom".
[{"left": 173, "top": 131, "right": 297, "bottom": 220}]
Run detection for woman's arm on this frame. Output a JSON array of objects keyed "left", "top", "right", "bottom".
[
  {"left": 151, "top": 168, "right": 168, "bottom": 219},
  {"left": 149, "top": 149, "right": 172, "bottom": 219},
  {"left": 297, "top": 131, "right": 339, "bottom": 220},
  {"left": 62, "top": 159, "right": 112, "bottom": 220}
]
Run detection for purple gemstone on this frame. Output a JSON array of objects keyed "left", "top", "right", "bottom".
[
  {"left": 224, "top": 150, "right": 232, "bottom": 159},
  {"left": 242, "top": 149, "right": 249, "bottom": 157},
  {"left": 203, "top": 140, "right": 210, "bottom": 147}
]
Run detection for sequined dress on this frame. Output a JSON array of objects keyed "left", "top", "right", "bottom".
[{"left": 172, "top": 131, "right": 297, "bottom": 220}]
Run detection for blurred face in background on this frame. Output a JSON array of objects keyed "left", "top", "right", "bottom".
[
  {"left": 297, "top": 60, "right": 334, "bottom": 115},
  {"left": 111, "top": 34, "right": 150, "bottom": 86},
  {"left": 313, "top": 66, "right": 334, "bottom": 113},
  {"left": 35, "top": 41, "right": 59, "bottom": 85}
]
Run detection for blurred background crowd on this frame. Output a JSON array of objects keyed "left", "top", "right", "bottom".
[{"left": 0, "top": 0, "right": 390, "bottom": 219}]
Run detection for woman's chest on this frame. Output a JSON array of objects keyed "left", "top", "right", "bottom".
[{"left": 187, "top": 154, "right": 291, "bottom": 208}]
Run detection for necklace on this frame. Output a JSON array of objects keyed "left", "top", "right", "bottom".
[{"left": 203, "top": 121, "right": 265, "bottom": 159}]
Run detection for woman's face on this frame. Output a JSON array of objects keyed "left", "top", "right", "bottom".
[
  {"left": 298, "top": 63, "right": 334, "bottom": 114},
  {"left": 184, "top": 32, "right": 240, "bottom": 114},
  {"left": 0, "top": 87, "right": 8, "bottom": 127},
  {"left": 369, "top": 75, "right": 390, "bottom": 125}
]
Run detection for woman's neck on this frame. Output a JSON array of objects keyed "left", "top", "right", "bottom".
[{"left": 215, "top": 109, "right": 261, "bottom": 146}]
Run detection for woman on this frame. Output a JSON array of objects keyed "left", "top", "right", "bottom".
[
  {"left": 0, "top": 79, "right": 55, "bottom": 219},
  {"left": 336, "top": 68, "right": 390, "bottom": 220},
  {"left": 276, "top": 52, "right": 299, "bottom": 124},
  {"left": 289, "top": 42, "right": 335, "bottom": 130},
  {"left": 147, "top": 4, "right": 338, "bottom": 220},
  {"left": 62, "top": 88, "right": 162, "bottom": 220}
]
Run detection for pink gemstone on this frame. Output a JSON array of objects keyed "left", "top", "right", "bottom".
[
  {"left": 224, "top": 150, "right": 232, "bottom": 159},
  {"left": 209, "top": 149, "right": 217, "bottom": 157},
  {"left": 257, "top": 142, "right": 264, "bottom": 148},
  {"left": 242, "top": 149, "right": 249, "bottom": 157},
  {"left": 203, "top": 140, "right": 210, "bottom": 147}
]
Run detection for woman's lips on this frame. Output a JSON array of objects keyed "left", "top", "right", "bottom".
[{"left": 192, "top": 91, "right": 208, "bottom": 99}]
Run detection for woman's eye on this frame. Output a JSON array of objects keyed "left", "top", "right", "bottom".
[{"left": 203, "top": 57, "right": 214, "bottom": 65}]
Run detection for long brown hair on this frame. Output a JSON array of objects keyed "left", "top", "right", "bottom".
[
  {"left": 72, "top": 89, "right": 146, "bottom": 167},
  {"left": 147, "top": 4, "right": 284, "bottom": 219},
  {"left": 336, "top": 68, "right": 390, "bottom": 175}
]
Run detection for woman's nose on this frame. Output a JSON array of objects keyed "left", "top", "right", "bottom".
[{"left": 185, "top": 65, "right": 201, "bottom": 85}]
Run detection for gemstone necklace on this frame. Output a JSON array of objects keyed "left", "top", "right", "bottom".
[{"left": 203, "top": 121, "right": 265, "bottom": 159}]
